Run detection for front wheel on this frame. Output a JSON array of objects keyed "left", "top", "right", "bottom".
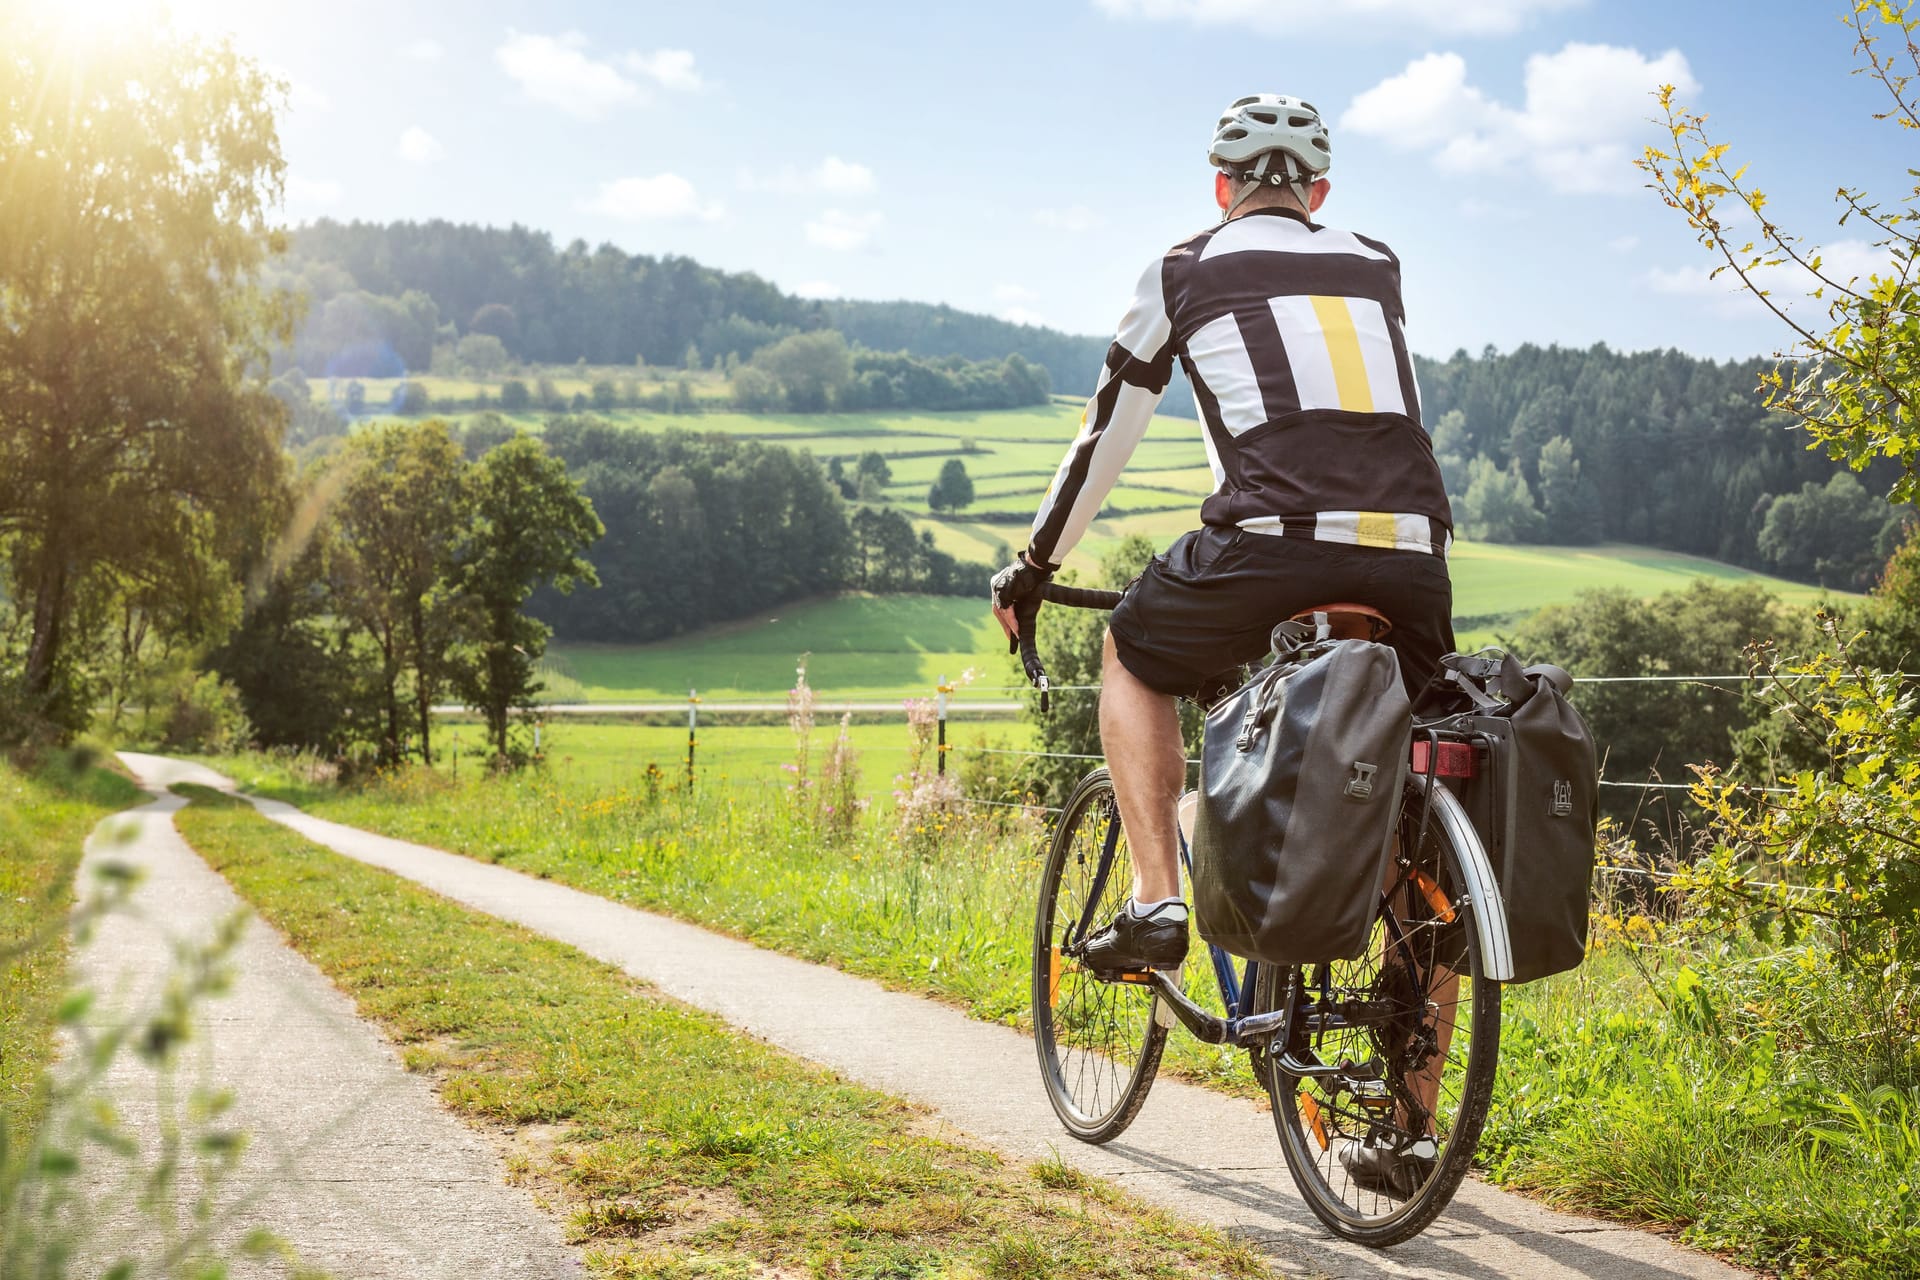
[
  {"left": 1032, "top": 768, "right": 1167, "bottom": 1143},
  {"left": 1255, "top": 778, "right": 1502, "bottom": 1246}
]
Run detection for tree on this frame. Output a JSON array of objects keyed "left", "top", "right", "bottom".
[
  {"left": 730, "top": 365, "right": 781, "bottom": 412},
  {"left": 753, "top": 330, "right": 854, "bottom": 412},
  {"left": 1536, "top": 435, "right": 1602, "bottom": 544},
  {"left": 857, "top": 451, "right": 893, "bottom": 489},
  {"left": 592, "top": 380, "right": 618, "bottom": 411},
  {"left": 1457, "top": 456, "right": 1545, "bottom": 543},
  {"left": 499, "top": 379, "right": 532, "bottom": 411},
  {"left": 453, "top": 436, "right": 602, "bottom": 763},
  {"left": 928, "top": 458, "right": 975, "bottom": 512},
  {"left": 468, "top": 302, "right": 520, "bottom": 353},
  {"left": 395, "top": 381, "right": 431, "bottom": 415},
  {"left": 0, "top": 18, "right": 291, "bottom": 737},
  {"left": 345, "top": 381, "right": 367, "bottom": 416},
  {"left": 328, "top": 422, "right": 471, "bottom": 763},
  {"left": 456, "top": 332, "right": 509, "bottom": 375},
  {"left": 1505, "top": 581, "right": 1805, "bottom": 821},
  {"left": 1755, "top": 473, "right": 1900, "bottom": 589}
]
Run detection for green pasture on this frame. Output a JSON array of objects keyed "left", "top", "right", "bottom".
[
  {"left": 543, "top": 594, "right": 1015, "bottom": 702},
  {"left": 542, "top": 535, "right": 1852, "bottom": 703}
]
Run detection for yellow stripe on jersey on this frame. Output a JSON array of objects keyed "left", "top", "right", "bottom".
[
  {"left": 1308, "top": 295, "right": 1375, "bottom": 414},
  {"left": 1354, "top": 511, "right": 1399, "bottom": 548}
]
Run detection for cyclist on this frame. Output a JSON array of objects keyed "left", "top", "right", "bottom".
[{"left": 993, "top": 96, "right": 1456, "bottom": 1183}]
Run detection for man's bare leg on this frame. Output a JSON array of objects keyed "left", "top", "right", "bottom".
[{"left": 1099, "top": 630, "right": 1184, "bottom": 903}]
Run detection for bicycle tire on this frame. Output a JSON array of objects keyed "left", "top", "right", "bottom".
[
  {"left": 1031, "top": 768, "right": 1168, "bottom": 1143},
  {"left": 1255, "top": 777, "right": 1502, "bottom": 1245}
]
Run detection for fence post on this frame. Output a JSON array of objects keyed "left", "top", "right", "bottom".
[
  {"left": 936, "top": 674, "right": 951, "bottom": 776},
  {"left": 687, "top": 688, "right": 699, "bottom": 789}
]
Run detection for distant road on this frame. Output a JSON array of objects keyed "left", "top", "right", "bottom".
[{"left": 430, "top": 701, "right": 1023, "bottom": 716}]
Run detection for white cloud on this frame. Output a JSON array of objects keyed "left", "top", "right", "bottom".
[
  {"left": 623, "top": 48, "right": 703, "bottom": 92},
  {"left": 806, "top": 209, "right": 883, "bottom": 251},
  {"left": 583, "top": 174, "right": 724, "bottom": 221},
  {"left": 1035, "top": 205, "right": 1101, "bottom": 233},
  {"left": 496, "top": 31, "right": 642, "bottom": 119},
  {"left": 1608, "top": 234, "right": 1640, "bottom": 254},
  {"left": 286, "top": 176, "right": 343, "bottom": 207},
  {"left": 404, "top": 38, "right": 444, "bottom": 62},
  {"left": 741, "top": 156, "right": 877, "bottom": 196},
  {"left": 1643, "top": 237, "right": 1890, "bottom": 318},
  {"left": 792, "top": 280, "right": 840, "bottom": 299},
  {"left": 396, "top": 126, "right": 443, "bottom": 164},
  {"left": 1091, "top": 0, "right": 1579, "bottom": 37},
  {"left": 1342, "top": 43, "right": 1698, "bottom": 195}
]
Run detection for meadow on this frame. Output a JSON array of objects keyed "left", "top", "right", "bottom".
[{"left": 542, "top": 536, "right": 1847, "bottom": 704}]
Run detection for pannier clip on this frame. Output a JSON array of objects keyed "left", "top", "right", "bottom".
[{"left": 1345, "top": 761, "right": 1377, "bottom": 800}]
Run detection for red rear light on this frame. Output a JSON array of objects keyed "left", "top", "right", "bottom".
[{"left": 1411, "top": 740, "right": 1475, "bottom": 778}]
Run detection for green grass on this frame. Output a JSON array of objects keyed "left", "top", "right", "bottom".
[
  {"left": 545, "top": 594, "right": 1018, "bottom": 702},
  {"left": 0, "top": 754, "right": 143, "bottom": 1140},
  {"left": 172, "top": 787, "right": 1269, "bottom": 1280},
  {"left": 539, "top": 537, "right": 1850, "bottom": 703},
  {"left": 417, "top": 717, "right": 1035, "bottom": 804},
  {"left": 211, "top": 753, "right": 1920, "bottom": 1278}
]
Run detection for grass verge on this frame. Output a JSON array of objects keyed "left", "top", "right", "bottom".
[
  {"left": 0, "top": 753, "right": 143, "bottom": 1140},
  {"left": 172, "top": 785, "right": 1274, "bottom": 1279}
]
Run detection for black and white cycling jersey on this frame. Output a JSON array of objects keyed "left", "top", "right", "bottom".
[{"left": 1028, "top": 205, "right": 1452, "bottom": 569}]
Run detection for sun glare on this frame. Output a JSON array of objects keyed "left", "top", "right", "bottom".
[{"left": 29, "top": 0, "right": 245, "bottom": 42}]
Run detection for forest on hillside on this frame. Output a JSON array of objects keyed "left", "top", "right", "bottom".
[{"left": 277, "top": 219, "right": 1902, "bottom": 588}]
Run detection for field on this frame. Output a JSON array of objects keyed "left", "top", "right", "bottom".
[{"left": 544, "top": 541, "right": 1851, "bottom": 704}]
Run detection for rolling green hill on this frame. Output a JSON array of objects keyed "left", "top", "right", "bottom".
[{"left": 544, "top": 543, "right": 1848, "bottom": 702}]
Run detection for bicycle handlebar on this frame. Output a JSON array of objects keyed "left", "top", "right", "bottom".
[{"left": 1016, "top": 583, "right": 1125, "bottom": 712}]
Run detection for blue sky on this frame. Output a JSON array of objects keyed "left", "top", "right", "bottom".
[{"left": 150, "top": 0, "right": 1914, "bottom": 362}]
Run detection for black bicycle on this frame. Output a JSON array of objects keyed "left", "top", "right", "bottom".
[{"left": 1019, "top": 582, "right": 1513, "bottom": 1246}]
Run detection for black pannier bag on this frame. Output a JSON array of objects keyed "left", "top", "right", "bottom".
[
  {"left": 1191, "top": 622, "right": 1411, "bottom": 965},
  {"left": 1419, "top": 652, "right": 1599, "bottom": 984}
]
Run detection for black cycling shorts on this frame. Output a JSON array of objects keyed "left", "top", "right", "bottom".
[{"left": 1108, "top": 526, "right": 1455, "bottom": 704}]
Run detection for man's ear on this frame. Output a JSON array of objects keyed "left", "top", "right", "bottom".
[
  {"left": 1308, "top": 177, "right": 1331, "bottom": 213},
  {"left": 1214, "top": 170, "right": 1233, "bottom": 211}
]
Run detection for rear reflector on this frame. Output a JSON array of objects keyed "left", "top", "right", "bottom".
[{"left": 1411, "top": 739, "right": 1476, "bottom": 778}]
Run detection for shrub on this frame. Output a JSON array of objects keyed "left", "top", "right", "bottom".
[{"left": 159, "top": 673, "right": 252, "bottom": 754}]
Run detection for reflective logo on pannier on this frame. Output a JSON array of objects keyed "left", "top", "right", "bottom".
[{"left": 1551, "top": 779, "right": 1573, "bottom": 818}]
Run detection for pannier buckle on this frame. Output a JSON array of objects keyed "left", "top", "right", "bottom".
[
  {"left": 1345, "top": 761, "right": 1377, "bottom": 800},
  {"left": 1236, "top": 705, "right": 1261, "bottom": 752},
  {"left": 1550, "top": 779, "right": 1573, "bottom": 817}
]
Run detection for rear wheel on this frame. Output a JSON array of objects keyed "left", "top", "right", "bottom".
[
  {"left": 1032, "top": 768, "right": 1167, "bottom": 1143},
  {"left": 1255, "top": 778, "right": 1501, "bottom": 1245}
]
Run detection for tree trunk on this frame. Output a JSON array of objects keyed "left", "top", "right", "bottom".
[{"left": 22, "top": 555, "right": 70, "bottom": 706}]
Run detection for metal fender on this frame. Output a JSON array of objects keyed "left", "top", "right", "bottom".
[{"left": 1422, "top": 783, "right": 1514, "bottom": 981}]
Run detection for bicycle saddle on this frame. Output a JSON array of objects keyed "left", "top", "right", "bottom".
[{"left": 1289, "top": 602, "right": 1393, "bottom": 642}]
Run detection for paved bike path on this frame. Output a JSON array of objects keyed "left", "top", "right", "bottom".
[
  {"left": 81, "top": 757, "right": 582, "bottom": 1278},
  {"left": 132, "top": 754, "right": 1750, "bottom": 1280}
]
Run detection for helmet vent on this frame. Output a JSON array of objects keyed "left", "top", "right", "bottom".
[
  {"left": 1312, "top": 138, "right": 1330, "bottom": 152},
  {"left": 1288, "top": 115, "right": 1313, "bottom": 128},
  {"left": 1248, "top": 110, "right": 1278, "bottom": 125},
  {"left": 1299, "top": 101, "right": 1318, "bottom": 113}
]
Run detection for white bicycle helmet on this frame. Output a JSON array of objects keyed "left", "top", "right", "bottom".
[{"left": 1209, "top": 94, "right": 1330, "bottom": 220}]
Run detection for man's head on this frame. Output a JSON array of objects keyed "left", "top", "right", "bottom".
[{"left": 1208, "top": 94, "right": 1331, "bottom": 221}]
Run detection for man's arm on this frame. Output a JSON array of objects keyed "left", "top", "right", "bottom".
[{"left": 1025, "top": 255, "right": 1175, "bottom": 570}]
